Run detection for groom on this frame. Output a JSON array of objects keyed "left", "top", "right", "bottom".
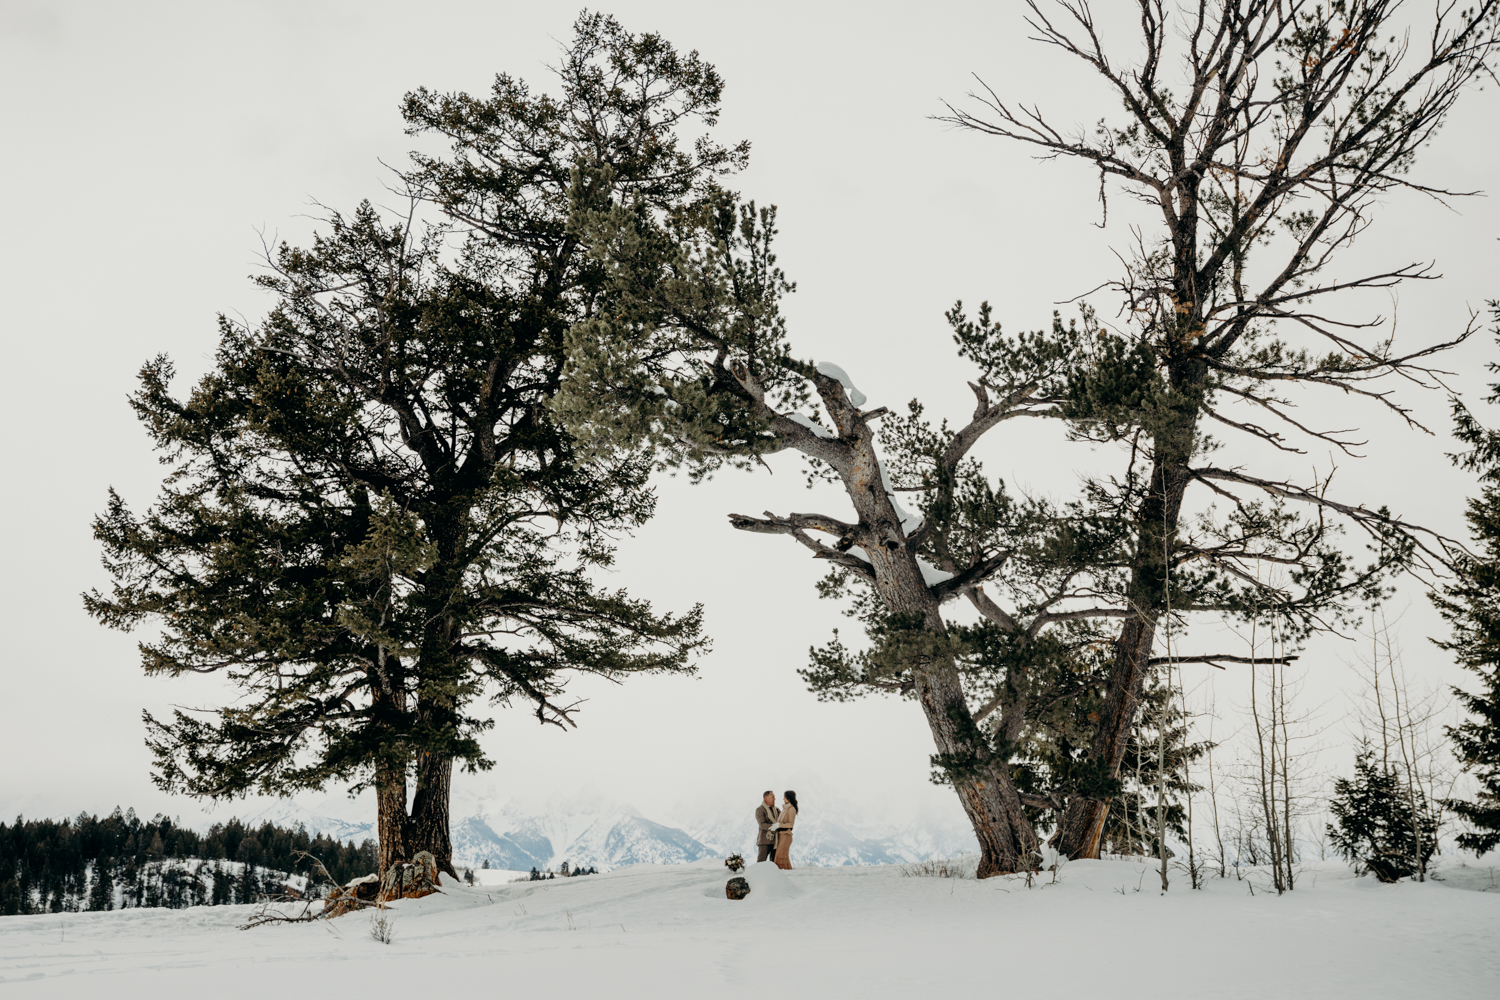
[{"left": 754, "top": 790, "right": 778, "bottom": 863}]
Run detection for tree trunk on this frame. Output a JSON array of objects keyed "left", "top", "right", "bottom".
[
  {"left": 1055, "top": 385, "right": 1199, "bottom": 859},
  {"left": 401, "top": 517, "right": 464, "bottom": 881},
  {"left": 915, "top": 657, "right": 1038, "bottom": 875},
  {"left": 1055, "top": 611, "right": 1158, "bottom": 858},
  {"left": 872, "top": 545, "right": 1038, "bottom": 876},
  {"left": 374, "top": 761, "right": 410, "bottom": 876},
  {"left": 368, "top": 654, "right": 410, "bottom": 877},
  {"left": 407, "top": 752, "right": 458, "bottom": 878}
]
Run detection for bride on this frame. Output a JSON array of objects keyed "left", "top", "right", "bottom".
[{"left": 773, "top": 790, "right": 799, "bottom": 870}]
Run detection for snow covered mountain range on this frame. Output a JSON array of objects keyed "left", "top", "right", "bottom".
[
  {"left": 451, "top": 805, "right": 713, "bottom": 870},
  {"left": 245, "top": 782, "right": 977, "bottom": 872}
]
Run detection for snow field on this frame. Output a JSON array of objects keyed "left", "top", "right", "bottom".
[
  {"left": 1, "top": 857, "right": 1496, "bottom": 999},
  {"left": 471, "top": 868, "right": 531, "bottom": 887}
]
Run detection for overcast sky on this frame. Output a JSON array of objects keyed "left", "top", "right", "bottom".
[{"left": 2, "top": 0, "right": 1497, "bottom": 834}]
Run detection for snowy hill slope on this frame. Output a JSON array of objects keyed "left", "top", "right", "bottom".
[
  {"left": 2, "top": 857, "right": 1495, "bottom": 998},
  {"left": 450, "top": 816, "right": 546, "bottom": 871}
]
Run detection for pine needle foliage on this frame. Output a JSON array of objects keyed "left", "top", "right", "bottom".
[
  {"left": 1433, "top": 303, "right": 1500, "bottom": 855},
  {"left": 1327, "top": 742, "right": 1440, "bottom": 881}
]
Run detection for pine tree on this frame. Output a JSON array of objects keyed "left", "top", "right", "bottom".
[
  {"left": 87, "top": 858, "right": 113, "bottom": 912},
  {"left": 1433, "top": 303, "right": 1500, "bottom": 855},
  {"left": 84, "top": 13, "right": 721, "bottom": 878},
  {"left": 121, "top": 859, "right": 139, "bottom": 908},
  {"left": 1328, "top": 743, "right": 1440, "bottom": 881},
  {"left": 236, "top": 862, "right": 258, "bottom": 906},
  {"left": 0, "top": 878, "right": 22, "bottom": 917},
  {"left": 211, "top": 862, "right": 231, "bottom": 906}
]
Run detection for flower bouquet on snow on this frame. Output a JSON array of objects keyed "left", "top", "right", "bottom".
[{"left": 725, "top": 854, "right": 745, "bottom": 873}]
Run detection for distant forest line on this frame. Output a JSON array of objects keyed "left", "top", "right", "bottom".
[{"left": 0, "top": 808, "right": 377, "bottom": 915}]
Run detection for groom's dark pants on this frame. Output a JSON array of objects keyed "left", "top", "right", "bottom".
[{"left": 756, "top": 842, "right": 774, "bottom": 863}]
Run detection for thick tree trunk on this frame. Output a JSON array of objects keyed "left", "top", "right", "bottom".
[
  {"left": 368, "top": 654, "right": 411, "bottom": 877},
  {"left": 873, "top": 548, "right": 1038, "bottom": 876},
  {"left": 374, "top": 762, "right": 410, "bottom": 876},
  {"left": 918, "top": 662, "right": 1039, "bottom": 876},
  {"left": 407, "top": 752, "right": 457, "bottom": 878},
  {"left": 401, "top": 517, "right": 465, "bottom": 881},
  {"left": 803, "top": 419, "right": 1044, "bottom": 878}
]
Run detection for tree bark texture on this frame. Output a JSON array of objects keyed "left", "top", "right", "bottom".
[
  {"left": 883, "top": 562, "right": 1038, "bottom": 875},
  {"left": 915, "top": 656, "right": 1039, "bottom": 875},
  {"left": 407, "top": 752, "right": 457, "bottom": 878},
  {"left": 402, "top": 514, "right": 466, "bottom": 880},
  {"left": 369, "top": 657, "right": 411, "bottom": 876},
  {"left": 374, "top": 761, "right": 410, "bottom": 876}
]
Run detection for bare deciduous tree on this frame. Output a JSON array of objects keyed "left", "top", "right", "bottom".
[{"left": 942, "top": 0, "right": 1499, "bottom": 858}]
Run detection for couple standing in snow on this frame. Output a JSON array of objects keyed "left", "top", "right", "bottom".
[{"left": 754, "top": 790, "right": 799, "bottom": 869}]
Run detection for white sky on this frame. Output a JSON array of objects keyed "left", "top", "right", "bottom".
[{"left": 1, "top": 0, "right": 1497, "bottom": 833}]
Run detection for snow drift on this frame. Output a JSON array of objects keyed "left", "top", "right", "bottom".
[{"left": 1, "top": 856, "right": 1495, "bottom": 998}]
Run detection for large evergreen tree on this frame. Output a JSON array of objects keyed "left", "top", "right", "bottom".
[
  {"left": 85, "top": 13, "right": 724, "bottom": 877},
  {"left": 1433, "top": 303, "right": 1500, "bottom": 855}
]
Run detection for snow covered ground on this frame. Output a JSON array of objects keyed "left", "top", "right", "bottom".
[{"left": 2, "top": 857, "right": 1496, "bottom": 999}]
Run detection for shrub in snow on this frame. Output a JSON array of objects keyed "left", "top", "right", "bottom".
[
  {"left": 899, "top": 858, "right": 974, "bottom": 879},
  {"left": 1328, "top": 743, "right": 1439, "bottom": 882},
  {"left": 369, "top": 911, "right": 395, "bottom": 945}
]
